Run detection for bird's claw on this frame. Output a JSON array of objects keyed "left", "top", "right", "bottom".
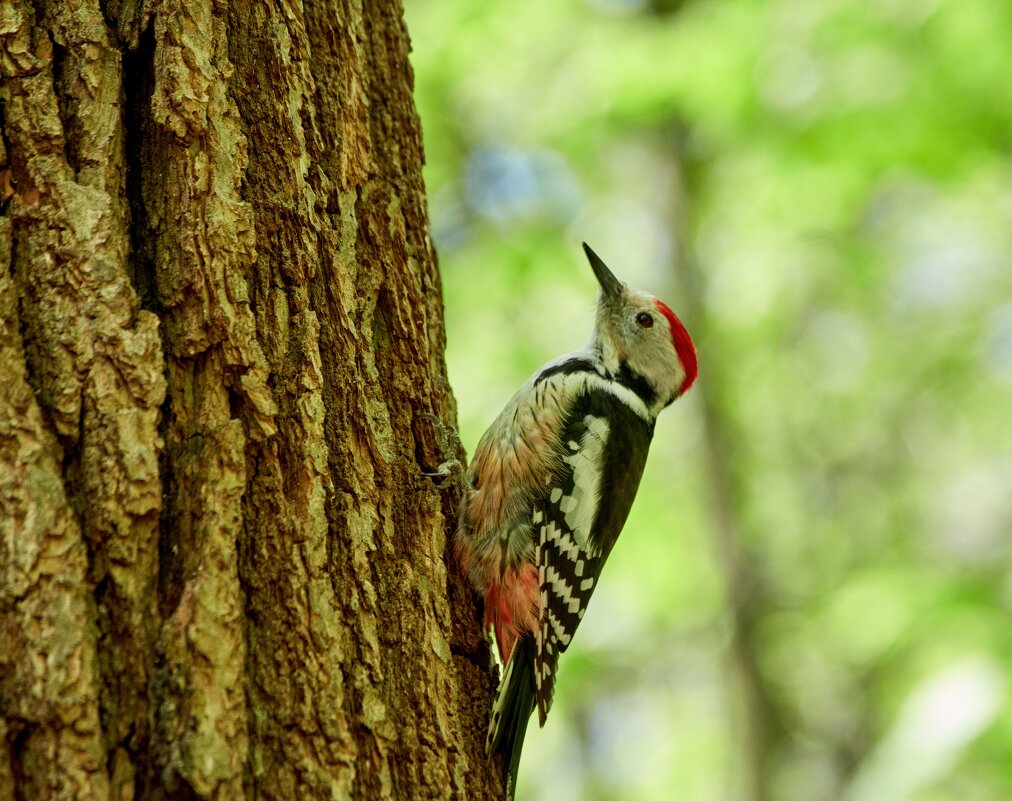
[
  {"left": 422, "top": 459, "right": 465, "bottom": 489},
  {"left": 418, "top": 413, "right": 467, "bottom": 492}
]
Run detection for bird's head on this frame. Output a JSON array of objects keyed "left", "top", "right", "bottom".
[{"left": 584, "top": 242, "right": 698, "bottom": 410}]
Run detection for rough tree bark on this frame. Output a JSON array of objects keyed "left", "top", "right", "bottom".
[{"left": 0, "top": 1, "right": 498, "bottom": 799}]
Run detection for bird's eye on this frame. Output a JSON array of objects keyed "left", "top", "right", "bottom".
[{"left": 636, "top": 312, "right": 654, "bottom": 328}]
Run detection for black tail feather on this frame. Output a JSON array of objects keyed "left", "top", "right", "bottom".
[{"left": 488, "top": 636, "right": 537, "bottom": 800}]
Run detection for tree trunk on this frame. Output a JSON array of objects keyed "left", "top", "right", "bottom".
[{"left": 0, "top": 1, "right": 497, "bottom": 799}]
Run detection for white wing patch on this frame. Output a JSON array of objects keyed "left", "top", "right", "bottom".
[{"left": 559, "top": 415, "right": 609, "bottom": 556}]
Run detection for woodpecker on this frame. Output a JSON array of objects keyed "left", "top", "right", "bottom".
[{"left": 454, "top": 243, "right": 698, "bottom": 799}]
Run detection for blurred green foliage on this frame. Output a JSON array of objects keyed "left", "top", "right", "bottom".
[{"left": 404, "top": 0, "right": 1012, "bottom": 798}]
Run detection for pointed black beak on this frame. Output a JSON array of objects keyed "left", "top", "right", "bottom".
[{"left": 582, "top": 242, "right": 624, "bottom": 299}]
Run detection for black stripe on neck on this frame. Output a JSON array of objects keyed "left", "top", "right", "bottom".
[
  {"left": 613, "top": 361, "right": 657, "bottom": 407},
  {"left": 535, "top": 355, "right": 658, "bottom": 410},
  {"left": 534, "top": 357, "right": 599, "bottom": 385}
]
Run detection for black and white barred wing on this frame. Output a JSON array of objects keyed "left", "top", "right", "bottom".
[
  {"left": 532, "top": 385, "right": 654, "bottom": 724},
  {"left": 532, "top": 412, "right": 610, "bottom": 724}
]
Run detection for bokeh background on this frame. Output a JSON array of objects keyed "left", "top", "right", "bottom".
[{"left": 404, "top": 0, "right": 1012, "bottom": 799}]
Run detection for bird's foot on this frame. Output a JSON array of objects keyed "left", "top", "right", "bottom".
[{"left": 418, "top": 413, "right": 468, "bottom": 492}]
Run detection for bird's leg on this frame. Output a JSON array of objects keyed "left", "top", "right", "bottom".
[{"left": 418, "top": 413, "right": 468, "bottom": 492}]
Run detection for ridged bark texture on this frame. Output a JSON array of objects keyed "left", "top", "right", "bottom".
[{"left": 0, "top": 0, "right": 498, "bottom": 798}]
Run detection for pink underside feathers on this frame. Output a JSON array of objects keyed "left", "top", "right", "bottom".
[{"left": 485, "top": 564, "right": 541, "bottom": 664}]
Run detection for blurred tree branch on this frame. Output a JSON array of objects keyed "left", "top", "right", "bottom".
[{"left": 666, "top": 121, "right": 786, "bottom": 801}]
